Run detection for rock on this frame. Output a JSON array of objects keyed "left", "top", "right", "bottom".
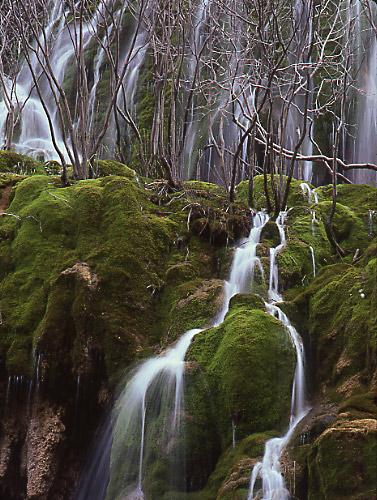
[
  {"left": 61, "top": 261, "right": 99, "bottom": 292},
  {"left": 25, "top": 405, "right": 65, "bottom": 499},
  {"left": 307, "top": 418, "right": 377, "bottom": 499},
  {"left": 260, "top": 220, "right": 281, "bottom": 246},
  {"left": 183, "top": 299, "right": 296, "bottom": 489}
]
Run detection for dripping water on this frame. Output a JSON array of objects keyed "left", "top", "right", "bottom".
[{"left": 309, "top": 245, "right": 316, "bottom": 277}]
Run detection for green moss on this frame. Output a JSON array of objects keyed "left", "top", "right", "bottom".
[
  {"left": 293, "top": 258, "right": 377, "bottom": 394},
  {"left": 316, "top": 201, "right": 370, "bottom": 253},
  {"left": 308, "top": 420, "right": 377, "bottom": 499},
  {"left": 94, "top": 159, "right": 136, "bottom": 178},
  {"left": 189, "top": 431, "right": 275, "bottom": 499},
  {"left": 316, "top": 183, "right": 377, "bottom": 218},
  {"left": 0, "top": 175, "right": 180, "bottom": 380},
  {"left": 0, "top": 172, "right": 239, "bottom": 387},
  {"left": 182, "top": 297, "right": 295, "bottom": 488},
  {"left": 0, "top": 150, "right": 45, "bottom": 175},
  {"left": 339, "top": 392, "right": 377, "bottom": 416},
  {"left": 236, "top": 175, "right": 313, "bottom": 210},
  {"left": 275, "top": 207, "right": 333, "bottom": 290}
]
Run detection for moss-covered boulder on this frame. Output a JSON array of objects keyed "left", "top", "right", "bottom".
[
  {"left": 0, "top": 173, "right": 242, "bottom": 390},
  {"left": 183, "top": 295, "right": 295, "bottom": 489},
  {"left": 308, "top": 419, "right": 377, "bottom": 500},
  {"left": 316, "top": 183, "right": 377, "bottom": 219},
  {"left": 293, "top": 260, "right": 377, "bottom": 395},
  {"left": 236, "top": 175, "right": 315, "bottom": 211},
  {"left": 94, "top": 159, "right": 136, "bottom": 178},
  {"left": 0, "top": 150, "right": 44, "bottom": 175},
  {"left": 0, "top": 175, "right": 175, "bottom": 383},
  {"left": 316, "top": 201, "right": 370, "bottom": 254}
]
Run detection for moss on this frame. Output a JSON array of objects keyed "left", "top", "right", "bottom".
[
  {"left": 5, "top": 335, "right": 33, "bottom": 376},
  {"left": 0, "top": 172, "right": 239, "bottom": 390},
  {"left": 236, "top": 175, "right": 313, "bottom": 210},
  {"left": 182, "top": 297, "right": 295, "bottom": 489},
  {"left": 308, "top": 419, "right": 377, "bottom": 499},
  {"left": 339, "top": 392, "right": 377, "bottom": 416},
  {"left": 316, "top": 201, "right": 369, "bottom": 253},
  {"left": 0, "top": 150, "right": 45, "bottom": 175},
  {"left": 293, "top": 258, "right": 377, "bottom": 394},
  {"left": 0, "top": 175, "right": 180, "bottom": 381},
  {"left": 228, "top": 293, "right": 265, "bottom": 311},
  {"left": 158, "top": 279, "right": 224, "bottom": 342},
  {"left": 182, "top": 431, "right": 274, "bottom": 499},
  {"left": 94, "top": 159, "right": 136, "bottom": 178},
  {"left": 316, "top": 183, "right": 377, "bottom": 218}
]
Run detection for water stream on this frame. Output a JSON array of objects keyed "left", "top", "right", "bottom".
[
  {"left": 248, "top": 213, "right": 310, "bottom": 500},
  {"left": 76, "top": 211, "right": 271, "bottom": 498}
]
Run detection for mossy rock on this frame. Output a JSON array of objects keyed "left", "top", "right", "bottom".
[
  {"left": 260, "top": 220, "right": 281, "bottom": 246},
  {"left": 156, "top": 278, "right": 224, "bottom": 342},
  {"left": 236, "top": 175, "right": 312, "bottom": 210},
  {"left": 0, "top": 173, "right": 236, "bottom": 388},
  {"left": 0, "top": 150, "right": 44, "bottom": 175},
  {"left": 0, "top": 175, "right": 178, "bottom": 383},
  {"left": 316, "top": 201, "right": 369, "bottom": 253},
  {"left": 201, "top": 431, "right": 277, "bottom": 499},
  {"left": 308, "top": 419, "right": 377, "bottom": 499},
  {"left": 316, "top": 183, "right": 377, "bottom": 218},
  {"left": 183, "top": 297, "right": 296, "bottom": 488},
  {"left": 94, "top": 159, "right": 136, "bottom": 179},
  {"left": 295, "top": 259, "right": 377, "bottom": 394}
]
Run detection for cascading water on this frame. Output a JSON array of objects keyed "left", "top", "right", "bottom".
[
  {"left": 268, "top": 212, "right": 287, "bottom": 303},
  {"left": 0, "top": 1, "right": 66, "bottom": 158},
  {"left": 105, "top": 1, "right": 153, "bottom": 157},
  {"left": 0, "top": 0, "right": 111, "bottom": 160},
  {"left": 108, "top": 328, "right": 202, "bottom": 499},
  {"left": 347, "top": 0, "right": 377, "bottom": 186},
  {"left": 285, "top": 0, "right": 314, "bottom": 182},
  {"left": 248, "top": 213, "right": 310, "bottom": 500},
  {"left": 217, "top": 211, "right": 269, "bottom": 323},
  {"left": 75, "top": 211, "right": 270, "bottom": 499},
  {"left": 300, "top": 182, "right": 318, "bottom": 205},
  {"left": 181, "top": 0, "right": 211, "bottom": 179}
]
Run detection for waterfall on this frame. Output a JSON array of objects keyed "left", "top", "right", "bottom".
[
  {"left": 369, "top": 209, "right": 376, "bottom": 236},
  {"left": 0, "top": 0, "right": 111, "bottom": 160},
  {"left": 108, "top": 328, "right": 202, "bottom": 499},
  {"left": 104, "top": 1, "right": 153, "bottom": 158},
  {"left": 3, "top": 1, "right": 67, "bottom": 159},
  {"left": 268, "top": 212, "right": 287, "bottom": 303},
  {"left": 285, "top": 0, "right": 314, "bottom": 182},
  {"left": 216, "top": 211, "right": 269, "bottom": 323},
  {"left": 181, "top": 0, "right": 211, "bottom": 179},
  {"left": 248, "top": 213, "right": 309, "bottom": 500},
  {"left": 347, "top": 0, "right": 377, "bottom": 186},
  {"left": 75, "top": 211, "right": 269, "bottom": 498}
]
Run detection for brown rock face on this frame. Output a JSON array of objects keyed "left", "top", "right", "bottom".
[
  {"left": 25, "top": 405, "right": 65, "bottom": 499},
  {"left": 61, "top": 262, "right": 99, "bottom": 292}
]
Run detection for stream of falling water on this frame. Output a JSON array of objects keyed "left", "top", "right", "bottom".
[
  {"left": 0, "top": 0, "right": 111, "bottom": 160},
  {"left": 75, "top": 209, "right": 312, "bottom": 499},
  {"left": 248, "top": 213, "right": 310, "bottom": 500},
  {"left": 75, "top": 211, "right": 269, "bottom": 499}
]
